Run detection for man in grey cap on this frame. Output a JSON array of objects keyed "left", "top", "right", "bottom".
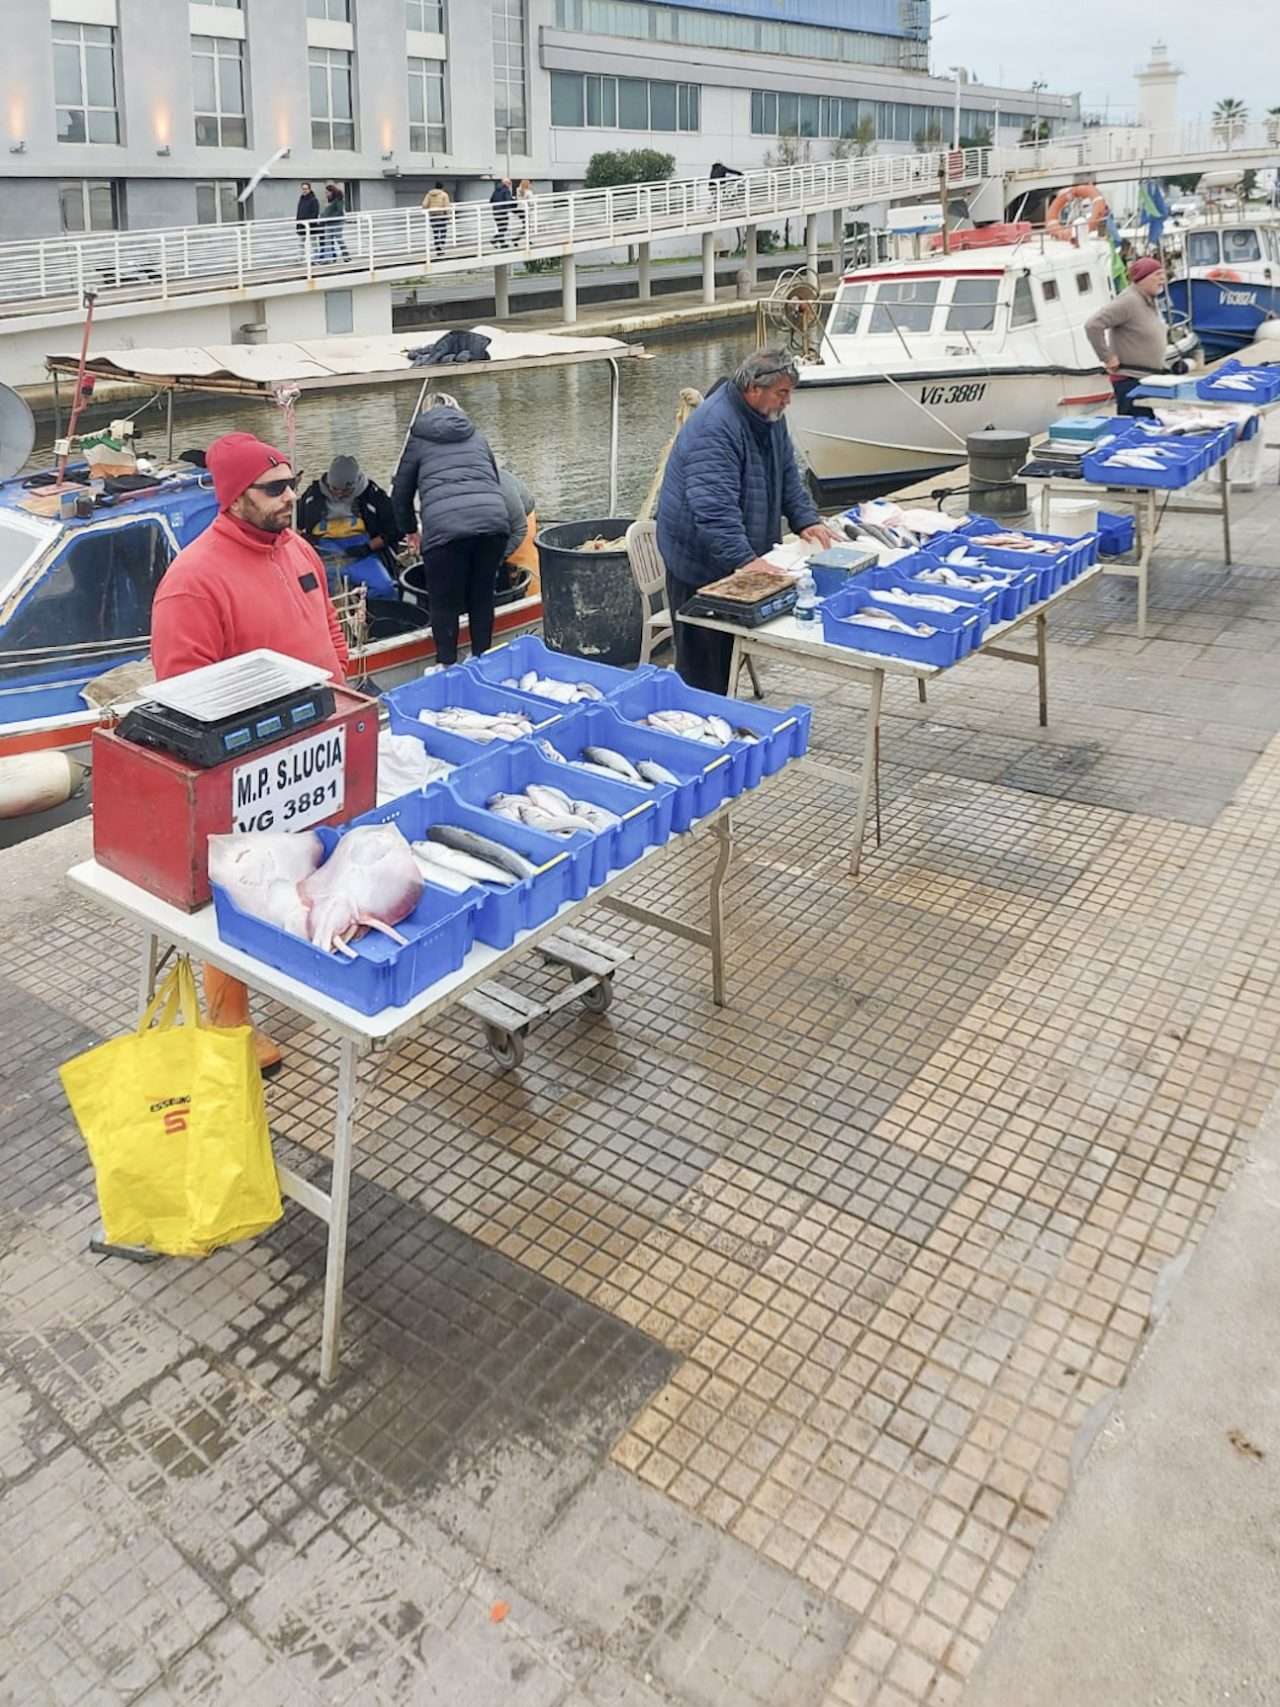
[{"left": 298, "top": 454, "right": 403, "bottom": 598}]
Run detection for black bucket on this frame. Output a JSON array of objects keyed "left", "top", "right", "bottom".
[
  {"left": 364, "top": 598, "right": 428, "bottom": 641},
  {"left": 398, "top": 561, "right": 531, "bottom": 613},
  {"left": 534, "top": 518, "right": 641, "bottom": 667}
]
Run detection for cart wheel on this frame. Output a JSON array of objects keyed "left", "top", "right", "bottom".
[
  {"left": 579, "top": 976, "right": 613, "bottom": 1015},
  {"left": 484, "top": 1024, "right": 526, "bottom": 1069}
]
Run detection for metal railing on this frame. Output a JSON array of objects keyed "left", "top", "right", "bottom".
[
  {"left": 1001, "top": 120, "right": 1280, "bottom": 178},
  {"left": 0, "top": 148, "right": 990, "bottom": 322}
]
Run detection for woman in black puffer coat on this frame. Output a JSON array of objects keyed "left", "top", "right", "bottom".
[{"left": 391, "top": 398, "right": 510, "bottom": 664}]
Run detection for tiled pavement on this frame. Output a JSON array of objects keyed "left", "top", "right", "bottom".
[{"left": 4, "top": 483, "right": 1280, "bottom": 1704}]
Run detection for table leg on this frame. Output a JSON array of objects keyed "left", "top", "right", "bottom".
[
  {"left": 709, "top": 812, "right": 734, "bottom": 1008},
  {"left": 728, "top": 633, "right": 745, "bottom": 698},
  {"left": 850, "top": 668, "right": 885, "bottom": 877},
  {"left": 319, "top": 1037, "right": 361, "bottom": 1386},
  {"left": 1039, "top": 484, "right": 1050, "bottom": 531},
  {"left": 136, "top": 932, "right": 159, "bottom": 1021},
  {"left": 916, "top": 678, "right": 927, "bottom": 705},
  {"left": 1135, "top": 490, "right": 1156, "bottom": 639},
  {"left": 1220, "top": 458, "right": 1232, "bottom": 566},
  {"left": 1036, "top": 612, "right": 1048, "bottom": 727}
]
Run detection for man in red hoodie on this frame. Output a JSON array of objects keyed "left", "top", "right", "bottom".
[{"left": 152, "top": 432, "right": 350, "bottom": 1070}]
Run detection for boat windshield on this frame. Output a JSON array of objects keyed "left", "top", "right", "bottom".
[
  {"left": 867, "top": 280, "right": 939, "bottom": 335},
  {"left": 1221, "top": 229, "right": 1263, "bottom": 264},
  {"left": 1, "top": 521, "right": 172, "bottom": 666},
  {"left": 829, "top": 285, "right": 869, "bottom": 336},
  {"left": 946, "top": 278, "right": 1001, "bottom": 331},
  {"left": 1187, "top": 231, "right": 1221, "bottom": 268},
  {"left": 0, "top": 515, "right": 52, "bottom": 603}
]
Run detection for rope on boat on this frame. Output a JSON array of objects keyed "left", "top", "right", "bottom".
[{"left": 637, "top": 387, "right": 703, "bottom": 522}]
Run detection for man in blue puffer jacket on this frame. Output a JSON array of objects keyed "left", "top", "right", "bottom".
[
  {"left": 392, "top": 397, "right": 510, "bottom": 664},
  {"left": 657, "top": 350, "right": 838, "bottom": 692}
]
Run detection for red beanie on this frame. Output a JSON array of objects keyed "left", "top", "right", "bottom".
[
  {"left": 206, "top": 432, "right": 291, "bottom": 510},
  {"left": 1128, "top": 257, "right": 1162, "bottom": 284}
]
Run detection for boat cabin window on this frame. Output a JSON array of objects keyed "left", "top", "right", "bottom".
[
  {"left": 1075, "top": 272, "right": 1093, "bottom": 294},
  {"left": 1010, "top": 274, "right": 1037, "bottom": 327},
  {"left": 828, "top": 284, "right": 869, "bottom": 337},
  {"left": 945, "top": 277, "right": 1001, "bottom": 331},
  {"left": 1041, "top": 279, "right": 1059, "bottom": 302},
  {"left": 4, "top": 522, "right": 173, "bottom": 655},
  {"left": 0, "top": 517, "right": 48, "bottom": 593},
  {"left": 1187, "top": 231, "right": 1221, "bottom": 268},
  {"left": 867, "top": 280, "right": 939, "bottom": 335},
  {"left": 1222, "top": 229, "right": 1262, "bottom": 264}
]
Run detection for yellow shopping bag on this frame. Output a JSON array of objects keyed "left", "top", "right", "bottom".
[{"left": 60, "top": 955, "right": 283, "bottom": 1257}]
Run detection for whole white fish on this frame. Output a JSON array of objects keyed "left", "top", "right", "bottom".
[
  {"left": 569, "top": 800, "right": 620, "bottom": 832},
  {"left": 645, "top": 710, "right": 733, "bottom": 747},
  {"left": 582, "top": 745, "right": 649, "bottom": 787},
  {"left": 637, "top": 759, "right": 680, "bottom": 786},
  {"left": 418, "top": 707, "right": 533, "bottom": 742},
  {"left": 526, "top": 782, "right": 575, "bottom": 814},
  {"left": 427, "top": 823, "right": 539, "bottom": 879},
  {"left": 536, "top": 738, "right": 568, "bottom": 765},
  {"left": 299, "top": 824, "right": 423, "bottom": 956},
  {"left": 505, "top": 671, "right": 604, "bottom": 703},
  {"left": 411, "top": 839, "right": 516, "bottom": 888}
]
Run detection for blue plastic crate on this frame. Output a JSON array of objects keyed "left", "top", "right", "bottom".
[
  {"left": 384, "top": 669, "right": 564, "bottom": 763},
  {"left": 890, "top": 556, "right": 1033, "bottom": 624},
  {"left": 819, "top": 587, "right": 971, "bottom": 666},
  {"left": 443, "top": 740, "right": 662, "bottom": 887},
  {"left": 353, "top": 790, "right": 581, "bottom": 950},
  {"left": 1081, "top": 425, "right": 1208, "bottom": 490},
  {"left": 608, "top": 672, "right": 811, "bottom": 793},
  {"left": 531, "top": 701, "right": 731, "bottom": 835},
  {"left": 958, "top": 521, "right": 1097, "bottom": 579},
  {"left": 1097, "top": 511, "right": 1136, "bottom": 557},
  {"left": 862, "top": 582, "right": 989, "bottom": 653},
  {"left": 465, "top": 633, "right": 652, "bottom": 708},
  {"left": 923, "top": 534, "right": 1063, "bottom": 602},
  {"left": 866, "top": 563, "right": 1006, "bottom": 627},
  {"left": 1196, "top": 362, "right": 1280, "bottom": 405},
  {"left": 211, "top": 826, "right": 480, "bottom": 1016}
]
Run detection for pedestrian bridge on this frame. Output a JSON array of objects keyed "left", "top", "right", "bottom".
[
  {"left": 1004, "top": 121, "right": 1279, "bottom": 193},
  {"left": 2, "top": 148, "right": 990, "bottom": 334}
]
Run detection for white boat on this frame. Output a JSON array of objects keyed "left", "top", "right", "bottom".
[{"left": 788, "top": 226, "right": 1197, "bottom": 501}]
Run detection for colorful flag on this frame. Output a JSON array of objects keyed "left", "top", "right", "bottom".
[
  {"left": 1104, "top": 212, "right": 1129, "bottom": 290},
  {"left": 1138, "top": 180, "right": 1170, "bottom": 243}
]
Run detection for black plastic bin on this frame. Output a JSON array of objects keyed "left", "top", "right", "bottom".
[
  {"left": 398, "top": 561, "right": 531, "bottom": 614},
  {"left": 534, "top": 517, "right": 642, "bottom": 668}
]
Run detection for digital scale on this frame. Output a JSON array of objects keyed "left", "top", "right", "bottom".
[
  {"left": 679, "top": 570, "right": 798, "bottom": 628},
  {"left": 93, "top": 652, "right": 378, "bottom": 910}
]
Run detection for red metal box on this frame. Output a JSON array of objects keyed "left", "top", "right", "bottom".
[{"left": 92, "top": 683, "right": 379, "bottom": 910}]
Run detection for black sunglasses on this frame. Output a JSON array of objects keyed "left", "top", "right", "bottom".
[{"left": 249, "top": 476, "right": 298, "bottom": 498}]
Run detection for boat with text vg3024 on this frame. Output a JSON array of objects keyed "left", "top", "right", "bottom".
[
  {"left": 786, "top": 212, "right": 1199, "bottom": 502},
  {"left": 1166, "top": 212, "right": 1280, "bottom": 360}
]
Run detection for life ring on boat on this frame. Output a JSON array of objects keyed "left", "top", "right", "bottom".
[
  {"left": 1045, "top": 184, "right": 1108, "bottom": 239},
  {"left": 1207, "top": 267, "right": 1243, "bottom": 283}
]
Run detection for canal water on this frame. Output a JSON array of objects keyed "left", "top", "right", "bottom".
[{"left": 79, "top": 324, "right": 760, "bottom": 521}]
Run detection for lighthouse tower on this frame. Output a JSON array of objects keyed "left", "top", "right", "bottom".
[{"left": 1135, "top": 41, "right": 1183, "bottom": 139}]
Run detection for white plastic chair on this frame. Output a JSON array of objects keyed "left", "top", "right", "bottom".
[{"left": 624, "top": 520, "right": 762, "bottom": 696}]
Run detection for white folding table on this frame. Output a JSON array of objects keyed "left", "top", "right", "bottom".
[
  {"left": 68, "top": 795, "right": 748, "bottom": 1384},
  {"left": 681, "top": 564, "right": 1101, "bottom": 877}
]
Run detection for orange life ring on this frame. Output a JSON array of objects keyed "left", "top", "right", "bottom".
[
  {"left": 1208, "top": 267, "right": 1243, "bottom": 283},
  {"left": 1045, "top": 183, "right": 1108, "bottom": 239}
]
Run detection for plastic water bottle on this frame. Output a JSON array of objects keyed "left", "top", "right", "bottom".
[{"left": 793, "top": 564, "right": 819, "bottom": 624}]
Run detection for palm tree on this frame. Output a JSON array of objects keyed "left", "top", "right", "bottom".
[
  {"left": 1213, "top": 97, "right": 1248, "bottom": 146},
  {"left": 1267, "top": 106, "right": 1280, "bottom": 145}
]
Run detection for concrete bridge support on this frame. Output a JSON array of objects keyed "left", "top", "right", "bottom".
[
  {"left": 637, "top": 241, "right": 651, "bottom": 302},
  {"left": 562, "top": 253, "right": 577, "bottom": 324},
  {"left": 494, "top": 263, "right": 510, "bottom": 319},
  {"left": 701, "top": 230, "right": 717, "bottom": 305},
  {"left": 744, "top": 225, "right": 758, "bottom": 286}
]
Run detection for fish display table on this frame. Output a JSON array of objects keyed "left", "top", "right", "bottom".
[
  {"left": 67, "top": 793, "right": 749, "bottom": 1384},
  {"left": 681, "top": 563, "right": 1102, "bottom": 876}
]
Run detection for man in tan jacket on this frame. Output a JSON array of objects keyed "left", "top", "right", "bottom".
[
  {"left": 1085, "top": 257, "right": 1170, "bottom": 414},
  {"left": 422, "top": 181, "right": 450, "bottom": 258}
]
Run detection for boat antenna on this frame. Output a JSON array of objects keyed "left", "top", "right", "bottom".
[{"left": 56, "top": 289, "right": 98, "bottom": 480}]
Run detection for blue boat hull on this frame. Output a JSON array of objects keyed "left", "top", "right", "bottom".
[{"left": 1169, "top": 277, "right": 1280, "bottom": 361}]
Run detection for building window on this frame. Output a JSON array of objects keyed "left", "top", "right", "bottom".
[
  {"left": 407, "top": 0, "right": 444, "bottom": 29},
  {"left": 549, "top": 71, "right": 699, "bottom": 132},
  {"left": 58, "top": 179, "right": 120, "bottom": 233},
  {"left": 195, "top": 180, "right": 242, "bottom": 224},
  {"left": 493, "top": 0, "right": 527, "bottom": 154},
  {"left": 407, "top": 58, "right": 446, "bottom": 151},
  {"left": 326, "top": 289, "right": 354, "bottom": 335},
  {"left": 551, "top": 0, "right": 929, "bottom": 74},
  {"left": 192, "top": 36, "right": 248, "bottom": 148},
  {"left": 52, "top": 23, "right": 120, "bottom": 145},
  {"left": 308, "top": 0, "right": 351, "bottom": 18},
  {"left": 309, "top": 47, "right": 356, "bottom": 150}
]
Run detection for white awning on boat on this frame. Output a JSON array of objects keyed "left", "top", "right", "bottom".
[{"left": 45, "top": 327, "right": 644, "bottom": 395}]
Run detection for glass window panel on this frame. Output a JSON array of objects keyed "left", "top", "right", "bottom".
[
  {"left": 585, "top": 74, "right": 601, "bottom": 126},
  {"left": 1041, "top": 278, "right": 1059, "bottom": 302},
  {"left": 687, "top": 85, "right": 698, "bottom": 129},
  {"left": 53, "top": 42, "right": 83, "bottom": 106},
  {"left": 195, "top": 114, "right": 219, "bottom": 145},
  {"left": 828, "top": 284, "right": 867, "bottom": 336},
  {"left": 309, "top": 63, "right": 328, "bottom": 116},
  {"left": 778, "top": 92, "right": 798, "bottom": 133},
  {"left": 868, "top": 280, "right": 938, "bottom": 334},
  {"left": 1075, "top": 272, "right": 1092, "bottom": 294},
  {"left": 1011, "top": 274, "right": 1037, "bottom": 326},
  {"left": 620, "top": 78, "right": 648, "bottom": 129},
  {"left": 86, "top": 181, "right": 117, "bottom": 230},
  {"left": 601, "top": 76, "right": 616, "bottom": 126},
  {"left": 85, "top": 43, "right": 115, "bottom": 107},
  {"left": 87, "top": 109, "right": 118, "bottom": 143},
  {"left": 218, "top": 52, "right": 244, "bottom": 114},
  {"left": 408, "top": 73, "right": 425, "bottom": 124},
  {"left": 945, "top": 278, "right": 999, "bottom": 331},
  {"left": 332, "top": 72, "right": 352, "bottom": 120},
  {"left": 59, "top": 182, "right": 85, "bottom": 231},
  {"left": 1186, "top": 231, "right": 1220, "bottom": 267},
  {"left": 196, "top": 183, "right": 215, "bottom": 223},
  {"left": 83, "top": 24, "right": 112, "bottom": 44},
  {"left": 192, "top": 51, "right": 217, "bottom": 111},
  {"left": 426, "top": 77, "right": 444, "bottom": 124},
  {"left": 649, "top": 80, "right": 676, "bottom": 130},
  {"left": 550, "top": 71, "right": 584, "bottom": 127},
  {"left": 1223, "top": 229, "right": 1262, "bottom": 262},
  {"left": 311, "top": 117, "right": 329, "bottom": 148},
  {"left": 333, "top": 120, "right": 355, "bottom": 149},
  {"left": 222, "top": 114, "right": 247, "bottom": 147},
  {"left": 798, "top": 95, "right": 819, "bottom": 137}
]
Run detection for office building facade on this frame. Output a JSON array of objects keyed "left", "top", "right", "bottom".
[{"left": 0, "top": 0, "right": 1078, "bottom": 241}]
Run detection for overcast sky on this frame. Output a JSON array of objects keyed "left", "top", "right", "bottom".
[{"left": 929, "top": 1, "right": 1276, "bottom": 123}]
